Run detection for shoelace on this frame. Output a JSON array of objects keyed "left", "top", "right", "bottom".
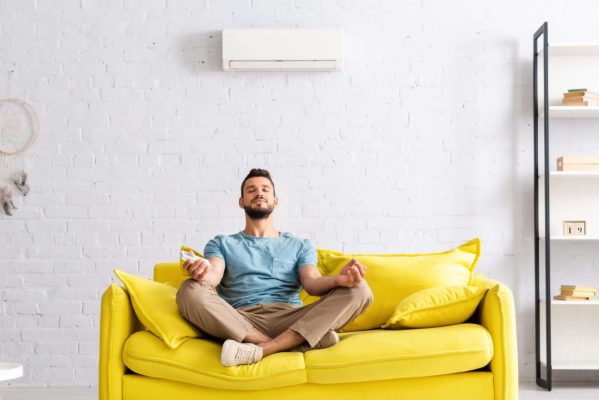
[{"left": 235, "top": 344, "right": 258, "bottom": 363}]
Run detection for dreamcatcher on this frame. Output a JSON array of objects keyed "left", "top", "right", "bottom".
[{"left": 0, "top": 99, "right": 40, "bottom": 216}]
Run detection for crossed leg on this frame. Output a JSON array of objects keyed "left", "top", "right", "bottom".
[{"left": 176, "top": 279, "right": 373, "bottom": 362}]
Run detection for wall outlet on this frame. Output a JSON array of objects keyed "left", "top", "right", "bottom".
[{"left": 563, "top": 220, "right": 586, "bottom": 235}]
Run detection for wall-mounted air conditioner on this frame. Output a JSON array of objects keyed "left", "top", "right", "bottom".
[{"left": 222, "top": 29, "right": 343, "bottom": 71}]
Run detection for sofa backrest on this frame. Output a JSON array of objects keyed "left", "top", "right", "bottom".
[{"left": 154, "top": 262, "right": 188, "bottom": 288}]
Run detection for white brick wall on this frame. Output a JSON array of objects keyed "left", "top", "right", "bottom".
[{"left": 2, "top": 0, "right": 599, "bottom": 388}]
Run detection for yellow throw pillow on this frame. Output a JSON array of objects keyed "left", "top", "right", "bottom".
[
  {"left": 114, "top": 269, "right": 201, "bottom": 349},
  {"left": 300, "top": 238, "right": 481, "bottom": 332},
  {"left": 382, "top": 285, "right": 486, "bottom": 329}
]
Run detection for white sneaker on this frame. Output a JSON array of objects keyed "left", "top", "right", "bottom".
[
  {"left": 293, "top": 331, "right": 339, "bottom": 352},
  {"left": 221, "top": 340, "right": 263, "bottom": 366}
]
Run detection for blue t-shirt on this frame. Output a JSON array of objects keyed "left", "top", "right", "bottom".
[{"left": 203, "top": 231, "right": 317, "bottom": 308}]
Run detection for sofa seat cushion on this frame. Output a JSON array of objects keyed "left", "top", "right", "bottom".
[
  {"left": 305, "top": 323, "right": 493, "bottom": 384},
  {"left": 123, "top": 331, "right": 306, "bottom": 390}
]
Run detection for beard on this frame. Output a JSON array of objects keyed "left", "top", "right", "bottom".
[{"left": 244, "top": 201, "right": 274, "bottom": 220}]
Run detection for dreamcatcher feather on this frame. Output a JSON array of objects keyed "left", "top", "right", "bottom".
[{"left": 0, "top": 99, "right": 39, "bottom": 216}]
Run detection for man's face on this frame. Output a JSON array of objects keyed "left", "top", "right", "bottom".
[{"left": 239, "top": 177, "right": 277, "bottom": 220}]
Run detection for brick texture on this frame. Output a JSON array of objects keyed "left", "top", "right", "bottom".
[{"left": 2, "top": 0, "right": 599, "bottom": 388}]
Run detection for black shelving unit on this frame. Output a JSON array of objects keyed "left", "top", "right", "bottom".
[{"left": 533, "top": 21, "right": 552, "bottom": 391}]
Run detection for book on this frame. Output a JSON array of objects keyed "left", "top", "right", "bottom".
[
  {"left": 563, "top": 96, "right": 599, "bottom": 104},
  {"left": 560, "top": 285, "right": 596, "bottom": 291},
  {"left": 558, "top": 284, "right": 596, "bottom": 293},
  {"left": 553, "top": 295, "right": 594, "bottom": 300},
  {"left": 558, "top": 156, "right": 599, "bottom": 172},
  {"left": 563, "top": 91, "right": 599, "bottom": 99},
  {"left": 560, "top": 290, "right": 596, "bottom": 297},
  {"left": 563, "top": 89, "right": 599, "bottom": 106},
  {"left": 562, "top": 100, "right": 599, "bottom": 106},
  {"left": 556, "top": 285, "right": 597, "bottom": 300},
  {"left": 559, "top": 164, "right": 599, "bottom": 171},
  {"left": 563, "top": 95, "right": 599, "bottom": 101},
  {"left": 557, "top": 156, "right": 599, "bottom": 165},
  {"left": 560, "top": 286, "right": 597, "bottom": 291}
]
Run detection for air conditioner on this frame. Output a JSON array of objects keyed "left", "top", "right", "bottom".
[{"left": 222, "top": 29, "right": 343, "bottom": 71}]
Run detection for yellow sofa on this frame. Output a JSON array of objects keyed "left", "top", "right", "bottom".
[{"left": 99, "top": 256, "right": 518, "bottom": 400}]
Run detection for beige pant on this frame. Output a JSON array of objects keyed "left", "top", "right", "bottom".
[{"left": 176, "top": 279, "right": 373, "bottom": 347}]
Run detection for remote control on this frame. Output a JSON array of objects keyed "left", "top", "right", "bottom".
[{"left": 181, "top": 249, "right": 202, "bottom": 263}]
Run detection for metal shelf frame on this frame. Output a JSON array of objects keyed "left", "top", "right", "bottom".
[{"left": 533, "top": 21, "right": 552, "bottom": 391}]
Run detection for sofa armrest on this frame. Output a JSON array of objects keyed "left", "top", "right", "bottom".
[
  {"left": 471, "top": 274, "right": 518, "bottom": 400},
  {"left": 99, "top": 283, "right": 140, "bottom": 400}
]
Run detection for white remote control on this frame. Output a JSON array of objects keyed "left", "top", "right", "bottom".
[{"left": 181, "top": 249, "right": 202, "bottom": 263}]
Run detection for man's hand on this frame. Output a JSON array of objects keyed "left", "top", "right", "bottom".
[
  {"left": 300, "top": 260, "right": 367, "bottom": 296},
  {"left": 334, "top": 258, "right": 366, "bottom": 288},
  {"left": 184, "top": 257, "right": 212, "bottom": 283}
]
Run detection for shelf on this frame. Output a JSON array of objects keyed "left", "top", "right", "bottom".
[
  {"left": 545, "top": 300, "right": 599, "bottom": 305},
  {"left": 536, "top": 43, "right": 599, "bottom": 119},
  {"left": 540, "top": 235, "right": 599, "bottom": 241},
  {"left": 541, "top": 360, "right": 599, "bottom": 370},
  {"left": 539, "top": 301, "right": 599, "bottom": 369},
  {"left": 539, "top": 171, "right": 599, "bottom": 178},
  {"left": 541, "top": 44, "right": 599, "bottom": 57},
  {"left": 534, "top": 25, "right": 599, "bottom": 386},
  {"left": 543, "top": 106, "right": 599, "bottom": 118}
]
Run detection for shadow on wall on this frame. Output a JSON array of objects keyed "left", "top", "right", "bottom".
[
  {"left": 448, "top": 36, "right": 534, "bottom": 377},
  {"left": 515, "top": 39, "right": 535, "bottom": 381}
]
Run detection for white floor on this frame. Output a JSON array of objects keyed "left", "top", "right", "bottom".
[
  {"left": 520, "top": 381, "right": 599, "bottom": 399},
  {"left": 1, "top": 381, "right": 599, "bottom": 399},
  {"left": 0, "top": 387, "right": 97, "bottom": 400}
]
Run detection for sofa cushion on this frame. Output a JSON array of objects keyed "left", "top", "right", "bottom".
[
  {"left": 114, "top": 269, "right": 201, "bottom": 349},
  {"left": 305, "top": 323, "right": 493, "bottom": 384},
  {"left": 382, "top": 285, "right": 486, "bottom": 329},
  {"left": 123, "top": 331, "right": 307, "bottom": 391},
  {"left": 122, "top": 371, "right": 496, "bottom": 400},
  {"left": 154, "top": 262, "right": 188, "bottom": 288},
  {"left": 301, "top": 238, "right": 481, "bottom": 331},
  {"left": 123, "top": 324, "right": 493, "bottom": 390}
]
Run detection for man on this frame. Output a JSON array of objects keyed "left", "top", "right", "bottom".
[{"left": 176, "top": 168, "right": 373, "bottom": 367}]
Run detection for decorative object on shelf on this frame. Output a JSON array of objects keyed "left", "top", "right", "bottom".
[
  {"left": 563, "top": 220, "right": 586, "bottom": 235},
  {"left": 562, "top": 88, "right": 599, "bottom": 106},
  {"left": 0, "top": 98, "right": 39, "bottom": 216},
  {"left": 553, "top": 285, "right": 597, "bottom": 300},
  {"left": 557, "top": 155, "right": 599, "bottom": 171}
]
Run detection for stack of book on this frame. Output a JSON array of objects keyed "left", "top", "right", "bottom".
[
  {"left": 554, "top": 285, "right": 597, "bottom": 300},
  {"left": 562, "top": 89, "right": 599, "bottom": 106},
  {"left": 557, "top": 155, "right": 599, "bottom": 171}
]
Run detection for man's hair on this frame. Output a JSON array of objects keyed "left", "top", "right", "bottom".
[{"left": 240, "top": 168, "right": 276, "bottom": 196}]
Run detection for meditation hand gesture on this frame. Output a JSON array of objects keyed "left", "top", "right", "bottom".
[{"left": 335, "top": 258, "right": 366, "bottom": 288}]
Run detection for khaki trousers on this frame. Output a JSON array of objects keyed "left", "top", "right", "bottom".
[{"left": 176, "top": 279, "right": 373, "bottom": 347}]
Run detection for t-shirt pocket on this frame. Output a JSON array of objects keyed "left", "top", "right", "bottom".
[{"left": 271, "top": 257, "right": 297, "bottom": 284}]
